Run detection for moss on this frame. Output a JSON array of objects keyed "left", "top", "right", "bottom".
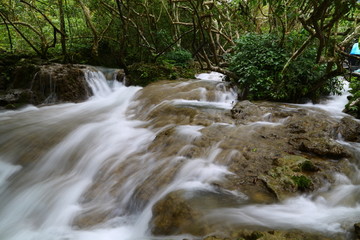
[
  {"left": 299, "top": 160, "right": 319, "bottom": 172},
  {"left": 260, "top": 155, "right": 317, "bottom": 199},
  {"left": 291, "top": 175, "right": 313, "bottom": 191}
]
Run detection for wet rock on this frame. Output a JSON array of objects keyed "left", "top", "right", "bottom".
[
  {"left": 11, "top": 63, "right": 40, "bottom": 89},
  {"left": 354, "top": 223, "right": 360, "bottom": 239},
  {"left": 298, "top": 138, "right": 350, "bottom": 159},
  {"left": 202, "top": 229, "right": 339, "bottom": 240},
  {"left": 115, "top": 68, "right": 126, "bottom": 82},
  {"left": 203, "top": 235, "right": 231, "bottom": 240},
  {"left": 30, "top": 64, "right": 92, "bottom": 104},
  {"left": 259, "top": 155, "right": 315, "bottom": 200},
  {"left": 3, "top": 63, "right": 127, "bottom": 106},
  {"left": 338, "top": 117, "right": 360, "bottom": 142},
  {"left": 231, "top": 100, "right": 267, "bottom": 123},
  {"left": 151, "top": 191, "right": 207, "bottom": 236},
  {"left": 232, "top": 229, "right": 336, "bottom": 240},
  {"left": 72, "top": 210, "right": 111, "bottom": 229},
  {"left": 0, "top": 89, "right": 32, "bottom": 108}
]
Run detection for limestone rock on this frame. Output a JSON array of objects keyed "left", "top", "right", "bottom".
[
  {"left": 151, "top": 191, "right": 206, "bottom": 236},
  {"left": 0, "top": 89, "right": 32, "bottom": 108},
  {"left": 259, "top": 155, "right": 315, "bottom": 200},
  {"left": 30, "top": 64, "right": 92, "bottom": 104},
  {"left": 338, "top": 117, "right": 360, "bottom": 142},
  {"left": 298, "top": 138, "right": 350, "bottom": 159}
]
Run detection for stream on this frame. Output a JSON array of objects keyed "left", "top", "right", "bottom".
[{"left": 0, "top": 71, "right": 359, "bottom": 240}]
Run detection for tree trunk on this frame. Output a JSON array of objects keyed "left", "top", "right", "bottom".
[
  {"left": 58, "top": 0, "right": 67, "bottom": 60},
  {"left": 77, "top": 0, "right": 99, "bottom": 56}
]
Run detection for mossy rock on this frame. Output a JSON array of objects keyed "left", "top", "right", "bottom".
[
  {"left": 259, "top": 155, "right": 315, "bottom": 200},
  {"left": 151, "top": 190, "right": 208, "bottom": 236}
]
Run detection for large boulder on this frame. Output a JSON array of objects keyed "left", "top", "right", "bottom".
[
  {"left": 338, "top": 117, "right": 360, "bottom": 142},
  {"left": 11, "top": 63, "right": 41, "bottom": 89},
  {"left": 0, "top": 63, "right": 96, "bottom": 107},
  {"left": 30, "top": 64, "right": 92, "bottom": 104},
  {"left": 0, "top": 89, "right": 32, "bottom": 109}
]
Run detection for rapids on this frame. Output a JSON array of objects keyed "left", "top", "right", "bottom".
[{"left": 0, "top": 70, "right": 359, "bottom": 240}]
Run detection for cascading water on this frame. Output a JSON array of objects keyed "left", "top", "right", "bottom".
[{"left": 0, "top": 70, "right": 359, "bottom": 240}]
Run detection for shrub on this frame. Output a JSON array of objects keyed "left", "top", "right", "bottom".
[
  {"left": 228, "top": 33, "right": 342, "bottom": 102},
  {"left": 345, "top": 76, "right": 360, "bottom": 117},
  {"left": 162, "top": 48, "right": 192, "bottom": 67}
]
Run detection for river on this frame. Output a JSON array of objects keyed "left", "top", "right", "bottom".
[{"left": 0, "top": 70, "right": 359, "bottom": 240}]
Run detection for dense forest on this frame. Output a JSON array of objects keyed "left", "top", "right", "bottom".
[{"left": 0, "top": 0, "right": 360, "bottom": 105}]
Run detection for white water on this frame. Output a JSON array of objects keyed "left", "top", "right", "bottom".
[
  {"left": 295, "top": 78, "right": 351, "bottom": 118},
  {"left": 0, "top": 70, "right": 157, "bottom": 240},
  {"left": 0, "top": 71, "right": 359, "bottom": 240},
  {"left": 0, "top": 71, "right": 236, "bottom": 240}
]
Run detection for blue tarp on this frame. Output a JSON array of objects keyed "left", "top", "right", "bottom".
[{"left": 350, "top": 43, "right": 360, "bottom": 55}]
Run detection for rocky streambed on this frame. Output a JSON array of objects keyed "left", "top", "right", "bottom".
[{"left": 0, "top": 70, "right": 360, "bottom": 240}]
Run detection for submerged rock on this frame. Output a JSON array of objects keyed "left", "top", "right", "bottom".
[{"left": 151, "top": 191, "right": 207, "bottom": 236}]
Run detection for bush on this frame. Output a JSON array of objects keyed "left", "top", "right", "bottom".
[
  {"left": 162, "top": 48, "right": 193, "bottom": 67},
  {"left": 344, "top": 76, "right": 360, "bottom": 118},
  {"left": 228, "top": 33, "right": 342, "bottom": 102},
  {"left": 127, "top": 62, "right": 178, "bottom": 86}
]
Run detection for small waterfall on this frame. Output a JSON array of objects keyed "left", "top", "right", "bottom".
[
  {"left": 0, "top": 71, "right": 152, "bottom": 240},
  {"left": 295, "top": 77, "right": 350, "bottom": 118},
  {"left": 84, "top": 70, "right": 124, "bottom": 98}
]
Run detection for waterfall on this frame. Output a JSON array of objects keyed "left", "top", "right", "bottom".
[
  {"left": 0, "top": 70, "right": 154, "bottom": 240},
  {"left": 0, "top": 71, "right": 359, "bottom": 240}
]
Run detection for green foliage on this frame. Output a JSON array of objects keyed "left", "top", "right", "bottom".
[
  {"left": 299, "top": 160, "right": 318, "bottom": 172},
  {"left": 128, "top": 62, "right": 177, "bottom": 86},
  {"left": 291, "top": 175, "right": 313, "bottom": 191},
  {"left": 349, "top": 76, "right": 360, "bottom": 99},
  {"left": 228, "top": 33, "right": 287, "bottom": 100},
  {"left": 345, "top": 76, "right": 360, "bottom": 117},
  {"left": 228, "top": 33, "right": 343, "bottom": 102},
  {"left": 162, "top": 49, "right": 193, "bottom": 67}
]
